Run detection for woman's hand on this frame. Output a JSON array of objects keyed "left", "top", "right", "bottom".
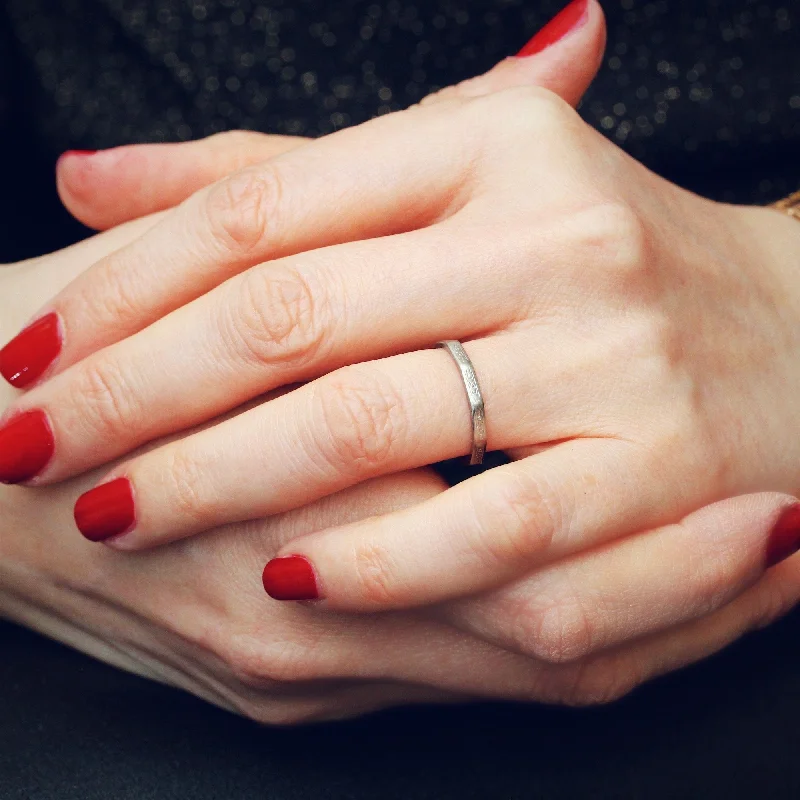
[
  {"left": 1, "top": 0, "right": 793, "bottom": 692},
  {"left": 4, "top": 241, "right": 800, "bottom": 719},
  {"left": 0, "top": 223, "right": 611, "bottom": 718},
  {"left": 50, "top": 103, "right": 800, "bottom": 683},
  {"left": 0, "top": 3, "right": 614, "bottom": 546},
  {"left": 55, "top": 0, "right": 605, "bottom": 234}
]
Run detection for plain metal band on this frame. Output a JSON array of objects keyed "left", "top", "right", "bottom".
[{"left": 437, "top": 340, "right": 487, "bottom": 466}]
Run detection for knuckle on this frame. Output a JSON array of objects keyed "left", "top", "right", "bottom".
[
  {"left": 576, "top": 202, "right": 652, "bottom": 287},
  {"left": 509, "top": 590, "right": 598, "bottom": 665},
  {"left": 204, "top": 163, "right": 285, "bottom": 256},
  {"left": 72, "top": 357, "right": 139, "bottom": 438},
  {"left": 314, "top": 367, "right": 409, "bottom": 475},
  {"left": 469, "top": 472, "right": 565, "bottom": 567},
  {"left": 225, "top": 264, "right": 330, "bottom": 368},
  {"left": 220, "top": 634, "right": 321, "bottom": 688},
  {"left": 352, "top": 539, "right": 398, "bottom": 606},
  {"left": 163, "top": 446, "right": 218, "bottom": 525},
  {"left": 75, "top": 257, "right": 144, "bottom": 331}
]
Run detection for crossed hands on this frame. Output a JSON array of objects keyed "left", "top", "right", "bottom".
[{"left": 3, "top": 0, "right": 800, "bottom": 722}]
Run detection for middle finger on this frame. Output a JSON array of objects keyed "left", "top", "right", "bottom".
[
  {"left": 68, "top": 332, "right": 596, "bottom": 547},
  {"left": 0, "top": 221, "right": 554, "bottom": 486}
]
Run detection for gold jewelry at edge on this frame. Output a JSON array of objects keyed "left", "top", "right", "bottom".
[{"left": 771, "top": 190, "right": 800, "bottom": 222}]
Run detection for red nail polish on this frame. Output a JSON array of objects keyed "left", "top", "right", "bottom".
[
  {"left": 0, "top": 410, "right": 55, "bottom": 484},
  {"left": 766, "top": 504, "right": 800, "bottom": 568},
  {"left": 517, "top": 0, "right": 590, "bottom": 57},
  {"left": 262, "top": 556, "right": 319, "bottom": 601},
  {"left": 74, "top": 478, "right": 136, "bottom": 542},
  {"left": 0, "top": 313, "right": 62, "bottom": 389}
]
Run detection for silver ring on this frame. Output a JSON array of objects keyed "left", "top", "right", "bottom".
[{"left": 437, "top": 340, "right": 487, "bottom": 466}]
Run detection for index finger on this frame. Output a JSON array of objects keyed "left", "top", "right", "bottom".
[
  {"left": 261, "top": 439, "right": 679, "bottom": 608},
  {"left": 3, "top": 98, "right": 475, "bottom": 390},
  {"left": 1, "top": 1, "right": 607, "bottom": 390}
]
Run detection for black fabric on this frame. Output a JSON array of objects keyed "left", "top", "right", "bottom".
[
  {"left": 1, "top": 0, "right": 799, "bottom": 264},
  {"left": 3, "top": 610, "right": 800, "bottom": 799},
  {"left": 2, "top": 1, "right": 800, "bottom": 797}
]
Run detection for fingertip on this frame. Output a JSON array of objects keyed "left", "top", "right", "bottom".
[
  {"left": 441, "top": 0, "right": 607, "bottom": 107},
  {"left": 57, "top": 147, "right": 129, "bottom": 230},
  {"left": 766, "top": 502, "right": 800, "bottom": 568},
  {"left": 74, "top": 476, "right": 137, "bottom": 543},
  {"left": 262, "top": 555, "right": 321, "bottom": 601}
]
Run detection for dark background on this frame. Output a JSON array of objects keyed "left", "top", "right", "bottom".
[
  {"left": 3, "top": 612, "right": 800, "bottom": 800},
  {"left": 1, "top": 1, "right": 800, "bottom": 798}
]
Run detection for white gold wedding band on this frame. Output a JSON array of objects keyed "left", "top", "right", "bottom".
[{"left": 437, "top": 340, "right": 487, "bottom": 466}]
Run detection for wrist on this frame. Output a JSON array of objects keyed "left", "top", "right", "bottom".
[{"left": 733, "top": 203, "right": 800, "bottom": 314}]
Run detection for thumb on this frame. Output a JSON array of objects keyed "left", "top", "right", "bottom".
[
  {"left": 423, "top": 0, "right": 606, "bottom": 109},
  {"left": 57, "top": 0, "right": 605, "bottom": 231},
  {"left": 56, "top": 132, "right": 307, "bottom": 232}
]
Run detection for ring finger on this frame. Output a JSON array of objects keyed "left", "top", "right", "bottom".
[
  {"left": 0, "top": 219, "right": 563, "bottom": 486},
  {"left": 68, "top": 332, "right": 594, "bottom": 547}
]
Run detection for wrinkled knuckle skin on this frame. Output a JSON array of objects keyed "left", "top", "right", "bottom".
[
  {"left": 316, "top": 368, "right": 409, "bottom": 476},
  {"left": 508, "top": 593, "right": 598, "bottom": 665},
  {"left": 228, "top": 265, "right": 329, "bottom": 369},
  {"left": 470, "top": 473, "right": 563, "bottom": 568},
  {"left": 205, "top": 164, "right": 284, "bottom": 256},
  {"left": 164, "top": 447, "right": 218, "bottom": 526},
  {"left": 352, "top": 540, "right": 397, "bottom": 606},
  {"left": 72, "top": 358, "right": 140, "bottom": 439},
  {"left": 74, "top": 259, "right": 145, "bottom": 332}
]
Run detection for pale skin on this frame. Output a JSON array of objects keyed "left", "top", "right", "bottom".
[
  {"left": 4, "top": 226, "right": 800, "bottom": 722},
  {"left": 3, "top": 0, "right": 800, "bottom": 719}
]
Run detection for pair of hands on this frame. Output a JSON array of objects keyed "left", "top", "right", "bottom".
[{"left": 3, "top": 0, "right": 800, "bottom": 722}]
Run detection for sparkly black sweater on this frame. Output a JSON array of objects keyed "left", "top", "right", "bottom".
[
  {"left": 1, "top": 5, "right": 800, "bottom": 799},
  {"left": 1, "top": 1, "right": 798, "bottom": 263}
]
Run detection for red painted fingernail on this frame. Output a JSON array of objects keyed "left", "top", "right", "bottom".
[
  {"left": 0, "top": 410, "right": 55, "bottom": 484},
  {"left": 263, "top": 556, "right": 320, "bottom": 601},
  {"left": 766, "top": 504, "right": 800, "bottom": 568},
  {"left": 0, "top": 313, "right": 62, "bottom": 389},
  {"left": 74, "top": 478, "right": 136, "bottom": 542},
  {"left": 516, "top": 0, "right": 590, "bottom": 57},
  {"left": 60, "top": 150, "right": 98, "bottom": 159}
]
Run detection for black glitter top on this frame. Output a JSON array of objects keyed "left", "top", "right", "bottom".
[{"left": 1, "top": 0, "right": 799, "bottom": 209}]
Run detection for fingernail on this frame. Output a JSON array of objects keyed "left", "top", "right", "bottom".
[
  {"left": 74, "top": 477, "right": 136, "bottom": 542},
  {"left": 0, "top": 313, "right": 63, "bottom": 389},
  {"left": 516, "top": 0, "right": 590, "bottom": 57},
  {"left": 56, "top": 150, "right": 99, "bottom": 172},
  {"left": 766, "top": 504, "right": 800, "bottom": 567},
  {"left": 0, "top": 410, "right": 55, "bottom": 484},
  {"left": 262, "top": 556, "right": 320, "bottom": 601}
]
